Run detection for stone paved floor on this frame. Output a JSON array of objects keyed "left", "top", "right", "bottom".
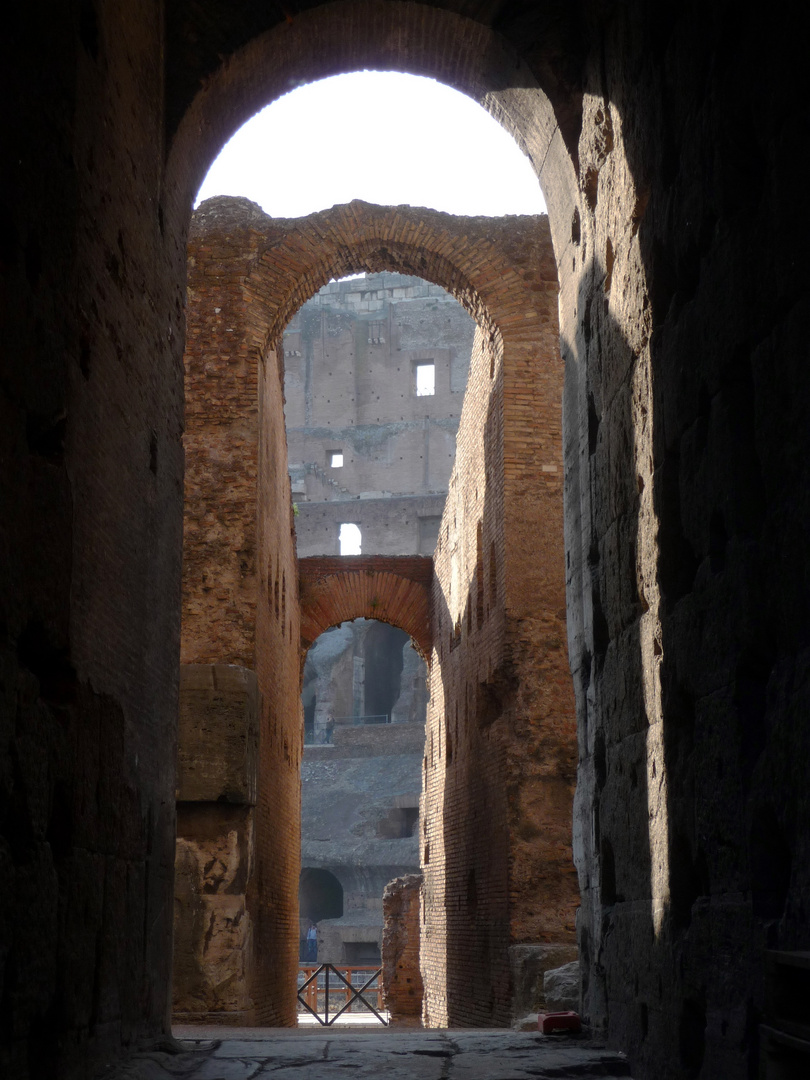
[{"left": 105, "top": 1028, "right": 632, "bottom": 1079}]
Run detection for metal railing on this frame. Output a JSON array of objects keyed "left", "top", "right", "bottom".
[
  {"left": 297, "top": 964, "right": 388, "bottom": 1026},
  {"left": 304, "top": 715, "right": 390, "bottom": 746},
  {"left": 334, "top": 714, "right": 389, "bottom": 726}
]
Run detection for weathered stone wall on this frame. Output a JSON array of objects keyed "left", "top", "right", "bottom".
[
  {"left": 173, "top": 665, "right": 258, "bottom": 1023},
  {"left": 560, "top": 11, "right": 805, "bottom": 1077},
  {"left": 284, "top": 271, "right": 473, "bottom": 513},
  {"left": 1, "top": 5, "right": 183, "bottom": 1077},
  {"left": 295, "top": 495, "right": 449, "bottom": 558},
  {"left": 5, "top": 5, "right": 804, "bottom": 1078},
  {"left": 382, "top": 874, "right": 424, "bottom": 1020}
]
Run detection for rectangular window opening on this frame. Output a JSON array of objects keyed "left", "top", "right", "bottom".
[
  {"left": 339, "top": 523, "right": 362, "bottom": 555},
  {"left": 415, "top": 362, "right": 435, "bottom": 397},
  {"left": 330, "top": 451, "right": 344, "bottom": 468}
]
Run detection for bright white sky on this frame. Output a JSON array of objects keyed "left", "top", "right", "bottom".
[{"left": 197, "top": 71, "right": 547, "bottom": 218}]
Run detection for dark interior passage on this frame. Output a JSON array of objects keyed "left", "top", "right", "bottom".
[{"left": 299, "top": 867, "right": 344, "bottom": 924}]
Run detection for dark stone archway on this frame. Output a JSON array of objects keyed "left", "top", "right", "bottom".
[{"left": 3, "top": 4, "right": 805, "bottom": 1078}]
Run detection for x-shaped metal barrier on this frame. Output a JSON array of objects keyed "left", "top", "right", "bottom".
[{"left": 297, "top": 963, "right": 388, "bottom": 1026}]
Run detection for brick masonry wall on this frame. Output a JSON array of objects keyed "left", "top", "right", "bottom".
[
  {"left": 3, "top": 5, "right": 802, "bottom": 1080},
  {"left": 180, "top": 200, "right": 577, "bottom": 1030},
  {"left": 182, "top": 213, "right": 264, "bottom": 668},
  {"left": 382, "top": 874, "right": 424, "bottom": 1019},
  {"left": 299, "top": 555, "right": 433, "bottom": 661},
  {"left": 180, "top": 207, "right": 301, "bottom": 1025},
  {"left": 423, "top": 219, "right": 578, "bottom": 1027}
]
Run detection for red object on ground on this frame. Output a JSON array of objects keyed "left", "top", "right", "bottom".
[{"left": 538, "top": 1011, "right": 582, "bottom": 1034}]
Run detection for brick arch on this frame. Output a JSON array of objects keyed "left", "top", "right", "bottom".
[
  {"left": 299, "top": 556, "right": 433, "bottom": 663},
  {"left": 245, "top": 207, "right": 517, "bottom": 362},
  {"left": 181, "top": 194, "right": 563, "bottom": 1028},
  {"left": 165, "top": 0, "right": 579, "bottom": 261},
  {"left": 189, "top": 198, "right": 557, "bottom": 388}
]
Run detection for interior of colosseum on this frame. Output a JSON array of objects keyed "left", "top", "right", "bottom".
[
  {"left": 2, "top": 4, "right": 805, "bottom": 1079},
  {"left": 288, "top": 274, "right": 470, "bottom": 979},
  {"left": 174, "top": 198, "right": 577, "bottom": 1027}
]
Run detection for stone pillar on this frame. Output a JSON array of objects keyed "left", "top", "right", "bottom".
[
  {"left": 382, "top": 874, "right": 424, "bottom": 1022},
  {"left": 172, "top": 664, "right": 259, "bottom": 1024}
]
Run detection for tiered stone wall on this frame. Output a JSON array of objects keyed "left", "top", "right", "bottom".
[
  {"left": 284, "top": 271, "right": 474, "bottom": 527},
  {"left": 301, "top": 724, "right": 424, "bottom": 966},
  {"left": 295, "top": 495, "right": 449, "bottom": 559}
]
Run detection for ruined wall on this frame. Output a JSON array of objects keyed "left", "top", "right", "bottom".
[
  {"left": 284, "top": 272, "right": 473, "bottom": 506},
  {"left": 6, "top": 5, "right": 804, "bottom": 1078},
  {"left": 382, "top": 874, "right": 424, "bottom": 1020},
  {"left": 561, "top": 7, "right": 808, "bottom": 1074},
  {"left": 178, "top": 205, "right": 301, "bottom": 1025},
  {"left": 423, "top": 217, "right": 578, "bottom": 1027},
  {"left": 182, "top": 211, "right": 263, "bottom": 666},
  {"left": 181, "top": 202, "right": 578, "bottom": 1029},
  {"left": 179, "top": 201, "right": 577, "bottom": 1031},
  {"left": 295, "top": 494, "right": 447, "bottom": 558},
  {"left": 1, "top": 6, "right": 183, "bottom": 1077},
  {"left": 174, "top": 665, "right": 258, "bottom": 1023}
]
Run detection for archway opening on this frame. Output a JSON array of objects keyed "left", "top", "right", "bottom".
[
  {"left": 174, "top": 36, "right": 576, "bottom": 1031},
  {"left": 299, "top": 868, "right": 344, "bottom": 924},
  {"left": 195, "top": 71, "right": 546, "bottom": 219},
  {"left": 300, "top": 617, "right": 424, "bottom": 973},
  {"left": 176, "top": 194, "right": 575, "bottom": 1028},
  {"left": 302, "top": 619, "right": 425, "bottom": 745}
]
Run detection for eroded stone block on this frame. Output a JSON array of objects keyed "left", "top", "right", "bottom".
[{"left": 177, "top": 664, "right": 258, "bottom": 804}]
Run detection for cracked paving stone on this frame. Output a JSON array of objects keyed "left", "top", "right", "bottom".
[
  {"left": 106, "top": 1032, "right": 631, "bottom": 1079},
  {"left": 193, "top": 1057, "right": 266, "bottom": 1079}
]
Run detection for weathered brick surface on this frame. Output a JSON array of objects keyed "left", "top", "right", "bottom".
[
  {"left": 299, "top": 555, "right": 433, "bottom": 661},
  {"left": 423, "top": 221, "right": 577, "bottom": 1027},
  {"left": 382, "top": 874, "right": 424, "bottom": 1019},
  {"left": 180, "top": 207, "right": 302, "bottom": 1025},
  {"left": 5, "top": 5, "right": 804, "bottom": 1080},
  {"left": 181, "top": 201, "right": 577, "bottom": 1032}
]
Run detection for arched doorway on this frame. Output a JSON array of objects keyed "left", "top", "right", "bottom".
[{"left": 176, "top": 196, "right": 574, "bottom": 1027}]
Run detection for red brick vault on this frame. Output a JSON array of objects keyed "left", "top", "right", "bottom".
[
  {"left": 299, "top": 556, "right": 433, "bottom": 662},
  {"left": 178, "top": 196, "right": 576, "bottom": 1029}
]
